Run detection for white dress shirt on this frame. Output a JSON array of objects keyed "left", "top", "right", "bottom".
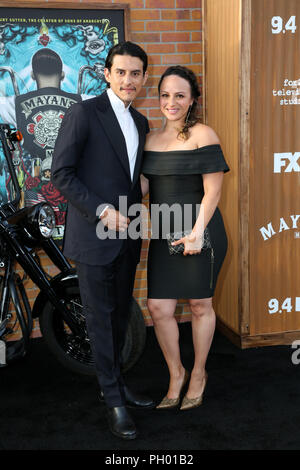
[
  {"left": 107, "top": 87, "right": 139, "bottom": 181},
  {"left": 99, "top": 88, "right": 139, "bottom": 218}
]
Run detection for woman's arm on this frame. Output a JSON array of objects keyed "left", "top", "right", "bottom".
[
  {"left": 193, "top": 172, "right": 224, "bottom": 235},
  {"left": 140, "top": 174, "right": 149, "bottom": 198},
  {"left": 170, "top": 172, "right": 224, "bottom": 255},
  {"left": 187, "top": 125, "right": 223, "bottom": 252}
]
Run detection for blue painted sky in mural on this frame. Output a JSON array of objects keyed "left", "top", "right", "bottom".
[
  {"left": 0, "top": 22, "right": 115, "bottom": 96},
  {"left": 0, "top": 17, "right": 119, "bottom": 215}
]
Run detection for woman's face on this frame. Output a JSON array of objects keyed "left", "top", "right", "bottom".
[{"left": 159, "top": 74, "right": 194, "bottom": 123}]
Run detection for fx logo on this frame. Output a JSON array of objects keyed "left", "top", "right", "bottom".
[{"left": 274, "top": 152, "right": 300, "bottom": 173}]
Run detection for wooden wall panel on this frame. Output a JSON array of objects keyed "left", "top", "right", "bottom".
[{"left": 203, "top": 0, "right": 241, "bottom": 333}]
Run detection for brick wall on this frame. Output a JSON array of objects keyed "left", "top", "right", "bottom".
[
  {"left": 7, "top": 0, "right": 203, "bottom": 338},
  {"left": 123, "top": 0, "right": 203, "bottom": 324}
]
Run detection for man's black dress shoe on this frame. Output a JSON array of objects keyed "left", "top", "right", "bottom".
[
  {"left": 123, "top": 386, "right": 155, "bottom": 409},
  {"left": 107, "top": 406, "right": 137, "bottom": 440},
  {"left": 100, "top": 387, "right": 155, "bottom": 409}
]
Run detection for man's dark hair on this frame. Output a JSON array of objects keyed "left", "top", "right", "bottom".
[
  {"left": 32, "top": 48, "right": 63, "bottom": 76},
  {"left": 105, "top": 41, "right": 148, "bottom": 74}
]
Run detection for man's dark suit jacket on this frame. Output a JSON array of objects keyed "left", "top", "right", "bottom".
[{"left": 51, "top": 90, "right": 149, "bottom": 266}]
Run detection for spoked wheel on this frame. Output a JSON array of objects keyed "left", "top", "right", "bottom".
[{"left": 39, "top": 285, "right": 146, "bottom": 375}]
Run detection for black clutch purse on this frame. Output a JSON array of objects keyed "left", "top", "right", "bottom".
[{"left": 166, "top": 228, "right": 212, "bottom": 255}]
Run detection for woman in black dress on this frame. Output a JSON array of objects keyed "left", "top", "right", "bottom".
[{"left": 141, "top": 66, "right": 229, "bottom": 410}]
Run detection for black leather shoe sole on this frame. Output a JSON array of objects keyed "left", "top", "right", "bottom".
[
  {"left": 99, "top": 391, "right": 155, "bottom": 409},
  {"left": 126, "top": 401, "right": 155, "bottom": 410},
  {"left": 109, "top": 427, "right": 138, "bottom": 440}
]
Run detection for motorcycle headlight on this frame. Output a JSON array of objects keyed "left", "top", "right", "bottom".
[{"left": 29, "top": 203, "right": 56, "bottom": 239}]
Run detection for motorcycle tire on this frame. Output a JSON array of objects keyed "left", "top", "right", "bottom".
[{"left": 39, "top": 285, "right": 146, "bottom": 376}]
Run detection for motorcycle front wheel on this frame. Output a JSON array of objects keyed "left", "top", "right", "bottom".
[{"left": 39, "top": 285, "right": 146, "bottom": 375}]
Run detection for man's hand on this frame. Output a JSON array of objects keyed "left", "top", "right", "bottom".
[{"left": 100, "top": 208, "right": 130, "bottom": 232}]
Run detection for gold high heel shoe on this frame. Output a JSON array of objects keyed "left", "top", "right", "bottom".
[
  {"left": 180, "top": 371, "right": 208, "bottom": 410},
  {"left": 156, "top": 370, "right": 190, "bottom": 409}
]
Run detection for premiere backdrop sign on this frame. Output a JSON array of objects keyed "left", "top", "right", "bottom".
[
  {"left": 249, "top": 0, "right": 300, "bottom": 335},
  {"left": 0, "top": 2, "right": 128, "bottom": 240}
]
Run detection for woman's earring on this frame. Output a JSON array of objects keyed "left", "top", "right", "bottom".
[{"left": 185, "top": 105, "right": 192, "bottom": 124}]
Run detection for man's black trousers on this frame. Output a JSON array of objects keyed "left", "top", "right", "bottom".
[{"left": 76, "top": 244, "right": 137, "bottom": 407}]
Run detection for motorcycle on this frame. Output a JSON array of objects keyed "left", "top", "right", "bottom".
[{"left": 0, "top": 124, "right": 146, "bottom": 374}]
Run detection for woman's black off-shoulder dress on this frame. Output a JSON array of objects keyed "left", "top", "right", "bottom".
[{"left": 142, "top": 144, "right": 230, "bottom": 299}]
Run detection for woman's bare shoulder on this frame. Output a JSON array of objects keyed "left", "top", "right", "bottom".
[
  {"left": 144, "top": 129, "right": 163, "bottom": 150},
  {"left": 191, "top": 123, "right": 220, "bottom": 147}
]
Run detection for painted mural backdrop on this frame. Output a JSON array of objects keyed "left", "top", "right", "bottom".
[{"left": 0, "top": 6, "right": 124, "bottom": 240}]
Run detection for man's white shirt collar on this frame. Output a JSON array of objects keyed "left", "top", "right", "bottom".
[{"left": 107, "top": 87, "right": 131, "bottom": 113}]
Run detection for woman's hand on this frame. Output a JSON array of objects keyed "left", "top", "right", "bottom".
[{"left": 171, "top": 231, "right": 203, "bottom": 256}]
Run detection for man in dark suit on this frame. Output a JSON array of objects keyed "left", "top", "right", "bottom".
[{"left": 51, "top": 42, "right": 154, "bottom": 440}]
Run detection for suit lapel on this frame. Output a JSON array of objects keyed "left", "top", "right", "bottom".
[
  {"left": 130, "top": 107, "right": 146, "bottom": 188},
  {"left": 95, "top": 91, "right": 131, "bottom": 181},
  {"left": 95, "top": 91, "right": 146, "bottom": 187}
]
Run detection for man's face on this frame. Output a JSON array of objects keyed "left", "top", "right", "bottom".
[{"left": 104, "top": 54, "right": 147, "bottom": 106}]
